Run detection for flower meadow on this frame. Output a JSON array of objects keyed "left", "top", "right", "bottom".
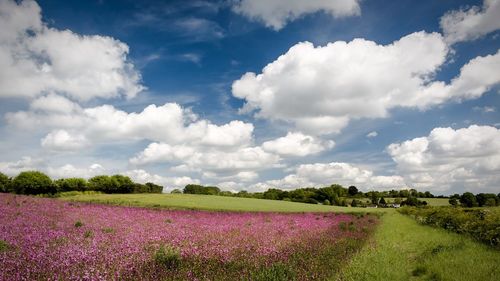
[{"left": 0, "top": 194, "right": 378, "bottom": 280}]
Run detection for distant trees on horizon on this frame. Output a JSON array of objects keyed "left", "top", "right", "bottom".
[{"left": 0, "top": 171, "right": 163, "bottom": 195}]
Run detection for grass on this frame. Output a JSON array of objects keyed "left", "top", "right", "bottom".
[
  {"left": 344, "top": 197, "right": 450, "bottom": 206},
  {"left": 60, "top": 193, "right": 387, "bottom": 213},
  {"left": 337, "top": 212, "right": 500, "bottom": 281}
]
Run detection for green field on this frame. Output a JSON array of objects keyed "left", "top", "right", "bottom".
[
  {"left": 344, "top": 197, "right": 450, "bottom": 206},
  {"left": 338, "top": 212, "right": 500, "bottom": 281},
  {"left": 61, "top": 193, "right": 384, "bottom": 212},
  {"left": 61, "top": 193, "right": 499, "bottom": 280}
]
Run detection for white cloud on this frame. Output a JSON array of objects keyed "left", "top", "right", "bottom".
[
  {"left": 122, "top": 169, "right": 200, "bottom": 190},
  {"left": 7, "top": 100, "right": 255, "bottom": 150},
  {"left": 41, "top": 130, "right": 89, "bottom": 151},
  {"left": 440, "top": 0, "right": 500, "bottom": 44},
  {"left": 262, "top": 132, "right": 334, "bottom": 156},
  {"left": 473, "top": 106, "right": 496, "bottom": 113},
  {"left": 46, "top": 163, "right": 105, "bottom": 179},
  {"left": 366, "top": 131, "right": 378, "bottom": 138},
  {"left": 232, "top": 32, "right": 500, "bottom": 135},
  {"left": 131, "top": 143, "right": 280, "bottom": 174},
  {"left": 253, "top": 162, "right": 405, "bottom": 191},
  {"left": 0, "top": 156, "right": 43, "bottom": 176},
  {"left": 387, "top": 125, "right": 500, "bottom": 193},
  {"left": 232, "top": 0, "right": 361, "bottom": 30},
  {"left": 0, "top": 0, "right": 144, "bottom": 101}
]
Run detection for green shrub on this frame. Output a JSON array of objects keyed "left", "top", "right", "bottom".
[
  {"left": 12, "top": 171, "right": 55, "bottom": 195},
  {"left": 74, "top": 221, "right": 84, "bottom": 228},
  {"left": 154, "top": 245, "right": 181, "bottom": 269},
  {"left": 0, "top": 240, "right": 10, "bottom": 252},
  {"left": 252, "top": 263, "right": 296, "bottom": 281},
  {"left": 0, "top": 172, "right": 11, "bottom": 193},
  {"left": 399, "top": 207, "right": 500, "bottom": 248}
]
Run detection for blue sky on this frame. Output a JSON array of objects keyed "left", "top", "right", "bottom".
[{"left": 0, "top": 0, "right": 499, "bottom": 194}]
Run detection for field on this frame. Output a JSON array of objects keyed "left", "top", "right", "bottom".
[
  {"left": 60, "top": 193, "right": 385, "bottom": 212},
  {"left": 2, "top": 193, "right": 499, "bottom": 280},
  {"left": 344, "top": 197, "right": 450, "bottom": 206},
  {"left": 0, "top": 194, "right": 377, "bottom": 280},
  {"left": 339, "top": 212, "right": 500, "bottom": 280}
]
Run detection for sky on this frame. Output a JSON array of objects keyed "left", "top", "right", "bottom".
[{"left": 0, "top": 0, "right": 499, "bottom": 195}]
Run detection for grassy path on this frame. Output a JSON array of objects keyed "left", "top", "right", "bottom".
[{"left": 337, "top": 212, "right": 500, "bottom": 281}]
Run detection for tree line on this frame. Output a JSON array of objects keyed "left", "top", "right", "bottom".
[
  {"left": 180, "top": 184, "right": 500, "bottom": 208},
  {"left": 0, "top": 171, "right": 163, "bottom": 195}
]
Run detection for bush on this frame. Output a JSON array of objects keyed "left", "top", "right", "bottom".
[
  {"left": 0, "top": 172, "right": 11, "bottom": 193},
  {"left": 55, "top": 178, "right": 88, "bottom": 192},
  {"left": 252, "top": 263, "right": 296, "bottom": 281},
  {"left": 399, "top": 207, "right": 500, "bottom": 249},
  {"left": 12, "top": 171, "right": 55, "bottom": 195},
  {"left": 154, "top": 245, "right": 181, "bottom": 269}
]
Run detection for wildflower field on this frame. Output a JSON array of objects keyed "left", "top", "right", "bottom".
[{"left": 0, "top": 194, "right": 377, "bottom": 280}]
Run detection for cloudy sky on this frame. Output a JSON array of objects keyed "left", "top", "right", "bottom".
[{"left": 0, "top": 0, "right": 499, "bottom": 194}]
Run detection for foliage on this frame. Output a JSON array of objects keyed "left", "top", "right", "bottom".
[
  {"left": 55, "top": 178, "right": 88, "bottom": 192},
  {"left": 153, "top": 245, "right": 181, "bottom": 269},
  {"left": 399, "top": 207, "right": 500, "bottom": 249},
  {"left": 11, "top": 171, "right": 55, "bottom": 195},
  {"left": 170, "top": 189, "right": 182, "bottom": 194},
  {"left": 183, "top": 184, "right": 221, "bottom": 195},
  {"left": 0, "top": 172, "right": 11, "bottom": 193},
  {"left": 348, "top": 185, "right": 358, "bottom": 196},
  {"left": 460, "top": 192, "right": 478, "bottom": 207}
]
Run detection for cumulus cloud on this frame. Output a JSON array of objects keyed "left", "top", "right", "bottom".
[
  {"left": 0, "top": 0, "right": 144, "bottom": 101},
  {"left": 261, "top": 132, "right": 334, "bottom": 156},
  {"left": 440, "top": 0, "right": 500, "bottom": 44},
  {"left": 7, "top": 100, "right": 255, "bottom": 150},
  {"left": 232, "top": 31, "right": 500, "bottom": 135},
  {"left": 0, "top": 156, "right": 104, "bottom": 179},
  {"left": 122, "top": 169, "right": 200, "bottom": 190},
  {"left": 130, "top": 143, "right": 280, "bottom": 175},
  {"left": 252, "top": 162, "right": 405, "bottom": 191},
  {"left": 41, "top": 130, "right": 89, "bottom": 151},
  {"left": 46, "top": 163, "right": 105, "bottom": 179},
  {"left": 387, "top": 125, "right": 500, "bottom": 193},
  {"left": 0, "top": 156, "right": 43, "bottom": 176},
  {"left": 366, "top": 131, "right": 378, "bottom": 138},
  {"left": 232, "top": 0, "right": 361, "bottom": 30}
]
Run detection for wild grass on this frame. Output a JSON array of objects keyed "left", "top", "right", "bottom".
[
  {"left": 60, "top": 193, "right": 387, "bottom": 213},
  {"left": 337, "top": 212, "right": 500, "bottom": 281}
]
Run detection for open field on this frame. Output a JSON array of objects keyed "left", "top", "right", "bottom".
[
  {"left": 338, "top": 212, "right": 500, "bottom": 281},
  {"left": 344, "top": 197, "right": 450, "bottom": 206},
  {"left": 0, "top": 194, "right": 377, "bottom": 280},
  {"left": 61, "top": 193, "right": 387, "bottom": 213},
  {"left": 61, "top": 193, "right": 500, "bottom": 280}
]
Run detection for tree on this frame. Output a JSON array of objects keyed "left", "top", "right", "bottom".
[
  {"left": 348, "top": 186, "right": 358, "bottom": 196},
  {"left": 351, "top": 199, "right": 360, "bottom": 207},
  {"left": 88, "top": 175, "right": 118, "bottom": 193},
  {"left": 379, "top": 197, "right": 387, "bottom": 206},
  {"left": 12, "top": 171, "right": 55, "bottom": 195},
  {"left": 449, "top": 198, "right": 458, "bottom": 206},
  {"left": 170, "top": 189, "right": 182, "bottom": 194},
  {"left": 0, "top": 172, "right": 11, "bottom": 193},
  {"left": 54, "top": 178, "right": 88, "bottom": 192},
  {"left": 460, "top": 192, "right": 478, "bottom": 207}
]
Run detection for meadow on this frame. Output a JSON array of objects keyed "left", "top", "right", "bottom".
[
  {"left": 0, "top": 194, "right": 377, "bottom": 280},
  {"left": 2, "top": 192, "right": 499, "bottom": 280}
]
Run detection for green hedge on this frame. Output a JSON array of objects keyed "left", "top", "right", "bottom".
[{"left": 399, "top": 207, "right": 500, "bottom": 249}]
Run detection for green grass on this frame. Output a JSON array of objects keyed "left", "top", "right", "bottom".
[
  {"left": 344, "top": 197, "right": 450, "bottom": 206},
  {"left": 60, "top": 193, "right": 385, "bottom": 213},
  {"left": 337, "top": 212, "right": 500, "bottom": 281}
]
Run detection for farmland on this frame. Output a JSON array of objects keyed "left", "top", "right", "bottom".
[
  {"left": 0, "top": 194, "right": 377, "bottom": 280},
  {"left": 2, "top": 193, "right": 500, "bottom": 280},
  {"left": 60, "top": 192, "right": 385, "bottom": 212}
]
